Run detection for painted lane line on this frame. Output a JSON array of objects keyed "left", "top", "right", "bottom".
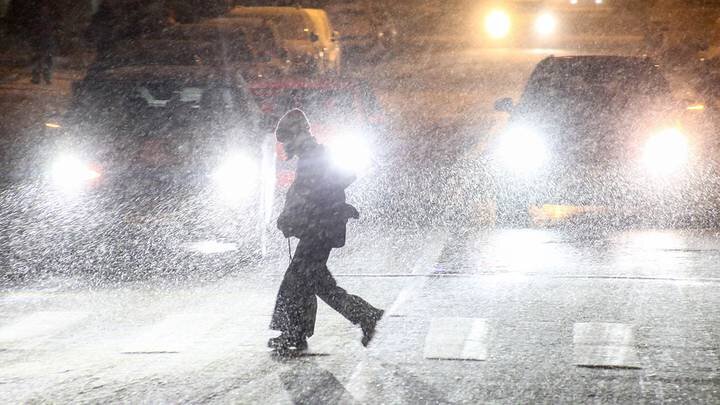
[
  {"left": 0, "top": 311, "right": 89, "bottom": 344},
  {"left": 424, "top": 317, "right": 488, "bottom": 361},
  {"left": 387, "top": 233, "right": 449, "bottom": 317},
  {"left": 347, "top": 231, "right": 449, "bottom": 401},
  {"left": 573, "top": 322, "right": 641, "bottom": 369},
  {"left": 573, "top": 322, "right": 634, "bottom": 346}
]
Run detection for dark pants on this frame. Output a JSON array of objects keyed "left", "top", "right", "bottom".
[
  {"left": 30, "top": 38, "right": 53, "bottom": 84},
  {"left": 270, "top": 238, "right": 381, "bottom": 339}
]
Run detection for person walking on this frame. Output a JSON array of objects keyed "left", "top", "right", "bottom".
[
  {"left": 9, "top": 0, "right": 58, "bottom": 84},
  {"left": 269, "top": 109, "right": 384, "bottom": 353}
]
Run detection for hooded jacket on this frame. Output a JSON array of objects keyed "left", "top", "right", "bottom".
[{"left": 277, "top": 139, "right": 359, "bottom": 247}]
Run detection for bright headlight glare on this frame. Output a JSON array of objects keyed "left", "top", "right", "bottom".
[
  {"left": 642, "top": 128, "right": 689, "bottom": 174},
  {"left": 485, "top": 10, "right": 511, "bottom": 39},
  {"left": 51, "top": 155, "right": 100, "bottom": 190},
  {"left": 327, "top": 133, "right": 372, "bottom": 174},
  {"left": 212, "top": 153, "right": 259, "bottom": 203},
  {"left": 535, "top": 13, "right": 557, "bottom": 36},
  {"left": 496, "top": 126, "right": 548, "bottom": 172}
]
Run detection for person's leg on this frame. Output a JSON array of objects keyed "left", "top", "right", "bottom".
[
  {"left": 42, "top": 50, "right": 53, "bottom": 84},
  {"left": 316, "top": 271, "right": 382, "bottom": 325},
  {"left": 310, "top": 242, "right": 384, "bottom": 345},
  {"left": 269, "top": 239, "right": 318, "bottom": 348},
  {"left": 30, "top": 48, "right": 42, "bottom": 84}
]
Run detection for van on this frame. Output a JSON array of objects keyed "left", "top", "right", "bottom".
[
  {"left": 324, "top": 2, "right": 398, "bottom": 60},
  {"left": 226, "top": 6, "right": 341, "bottom": 74}
]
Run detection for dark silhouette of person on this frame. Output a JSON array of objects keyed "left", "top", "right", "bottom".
[
  {"left": 29, "top": 0, "right": 56, "bottom": 84},
  {"left": 269, "top": 109, "right": 384, "bottom": 352},
  {"left": 8, "top": 0, "right": 59, "bottom": 84}
]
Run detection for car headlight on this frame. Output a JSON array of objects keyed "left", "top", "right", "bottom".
[
  {"left": 485, "top": 10, "right": 511, "bottom": 39},
  {"left": 534, "top": 13, "right": 557, "bottom": 36},
  {"left": 641, "top": 128, "right": 689, "bottom": 175},
  {"left": 495, "top": 126, "right": 548, "bottom": 172},
  {"left": 50, "top": 154, "right": 101, "bottom": 191},
  {"left": 211, "top": 152, "right": 259, "bottom": 204},
  {"left": 327, "top": 133, "right": 372, "bottom": 175}
]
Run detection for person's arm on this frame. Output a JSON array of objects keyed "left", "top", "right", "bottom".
[{"left": 276, "top": 160, "right": 317, "bottom": 237}]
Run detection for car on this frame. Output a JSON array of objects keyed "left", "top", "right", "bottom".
[
  {"left": 13, "top": 65, "right": 277, "bottom": 277},
  {"left": 153, "top": 18, "right": 298, "bottom": 78},
  {"left": 474, "top": 0, "right": 612, "bottom": 48},
  {"left": 247, "top": 77, "right": 386, "bottom": 190},
  {"left": 488, "top": 55, "right": 720, "bottom": 226},
  {"left": 225, "top": 6, "right": 341, "bottom": 74},
  {"left": 88, "top": 27, "right": 286, "bottom": 80},
  {"left": 324, "top": 2, "right": 398, "bottom": 61}
]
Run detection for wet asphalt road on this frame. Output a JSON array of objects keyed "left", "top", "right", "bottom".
[
  {"left": 1, "top": 47, "right": 720, "bottom": 402},
  {"left": 0, "top": 225, "right": 719, "bottom": 403}
]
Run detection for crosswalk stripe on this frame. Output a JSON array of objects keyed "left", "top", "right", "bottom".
[
  {"left": 424, "top": 317, "right": 488, "bottom": 361},
  {"left": 0, "top": 311, "right": 89, "bottom": 344},
  {"left": 121, "top": 312, "right": 226, "bottom": 353},
  {"left": 573, "top": 322, "right": 641, "bottom": 369}
]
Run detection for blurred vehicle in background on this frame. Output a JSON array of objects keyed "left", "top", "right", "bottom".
[
  {"left": 248, "top": 77, "right": 386, "bottom": 190},
  {"left": 324, "top": 2, "right": 398, "bottom": 62},
  {"left": 489, "top": 55, "right": 719, "bottom": 226},
  {"left": 87, "top": 22, "right": 288, "bottom": 80},
  {"left": 225, "top": 6, "right": 341, "bottom": 75},
  {"left": 6, "top": 65, "right": 276, "bottom": 277},
  {"left": 89, "top": 38, "right": 250, "bottom": 74},
  {"left": 474, "top": 0, "right": 612, "bottom": 47},
  {"left": 153, "top": 18, "right": 294, "bottom": 78}
]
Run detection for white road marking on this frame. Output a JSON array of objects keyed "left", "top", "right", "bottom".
[
  {"left": 424, "top": 317, "right": 488, "bottom": 361},
  {"left": 573, "top": 322, "right": 641, "bottom": 368},
  {"left": 0, "top": 311, "right": 89, "bottom": 344},
  {"left": 183, "top": 240, "right": 238, "bottom": 254},
  {"left": 347, "top": 231, "right": 449, "bottom": 401},
  {"left": 387, "top": 233, "right": 449, "bottom": 317},
  {"left": 574, "top": 322, "right": 635, "bottom": 346},
  {"left": 121, "top": 312, "right": 225, "bottom": 353}
]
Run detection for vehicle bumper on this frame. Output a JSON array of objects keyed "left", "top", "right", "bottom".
[
  {"left": 492, "top": 162, "right": 720, "bottom": 222},
  {"left": 2, "top": 182, "right": 270, "bottom": 277}
]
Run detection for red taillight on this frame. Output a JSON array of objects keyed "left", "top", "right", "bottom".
[{"left": 276, "top": 142, "right": 288, "bottom": 161}]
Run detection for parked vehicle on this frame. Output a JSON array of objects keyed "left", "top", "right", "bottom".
[
  {"left": 325, "top": 2, "right": 398, "bottom": 61},
  {"left": 88, "top": 22, "right": 289, "bottom": 79},
  {"left": 155, "top": 18, "right": 293, "bottom": 78},
  {"left": 225, "top": 6, "right": 341, "bottom": 74}
]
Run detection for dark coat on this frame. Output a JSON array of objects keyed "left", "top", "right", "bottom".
[{"left": 277, "top": 141, "right": 359, "bottom": 248}]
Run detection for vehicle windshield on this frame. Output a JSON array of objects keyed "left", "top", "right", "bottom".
[
  {"left": 102, "top": 39, "right": 254, "bottom": 66},
  {"left": 237, "top": 14, "right": 309, "bottom": 40},
  {"left": 520, "top": 59, "right": 672, "bottom": 117}
]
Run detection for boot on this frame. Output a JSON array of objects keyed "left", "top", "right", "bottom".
[
  {"left": 361, "top": 309, "right": 384, "bottom": 347},
  {"left": 268, "top": 333, "right": 308, "bottom": 352}
]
